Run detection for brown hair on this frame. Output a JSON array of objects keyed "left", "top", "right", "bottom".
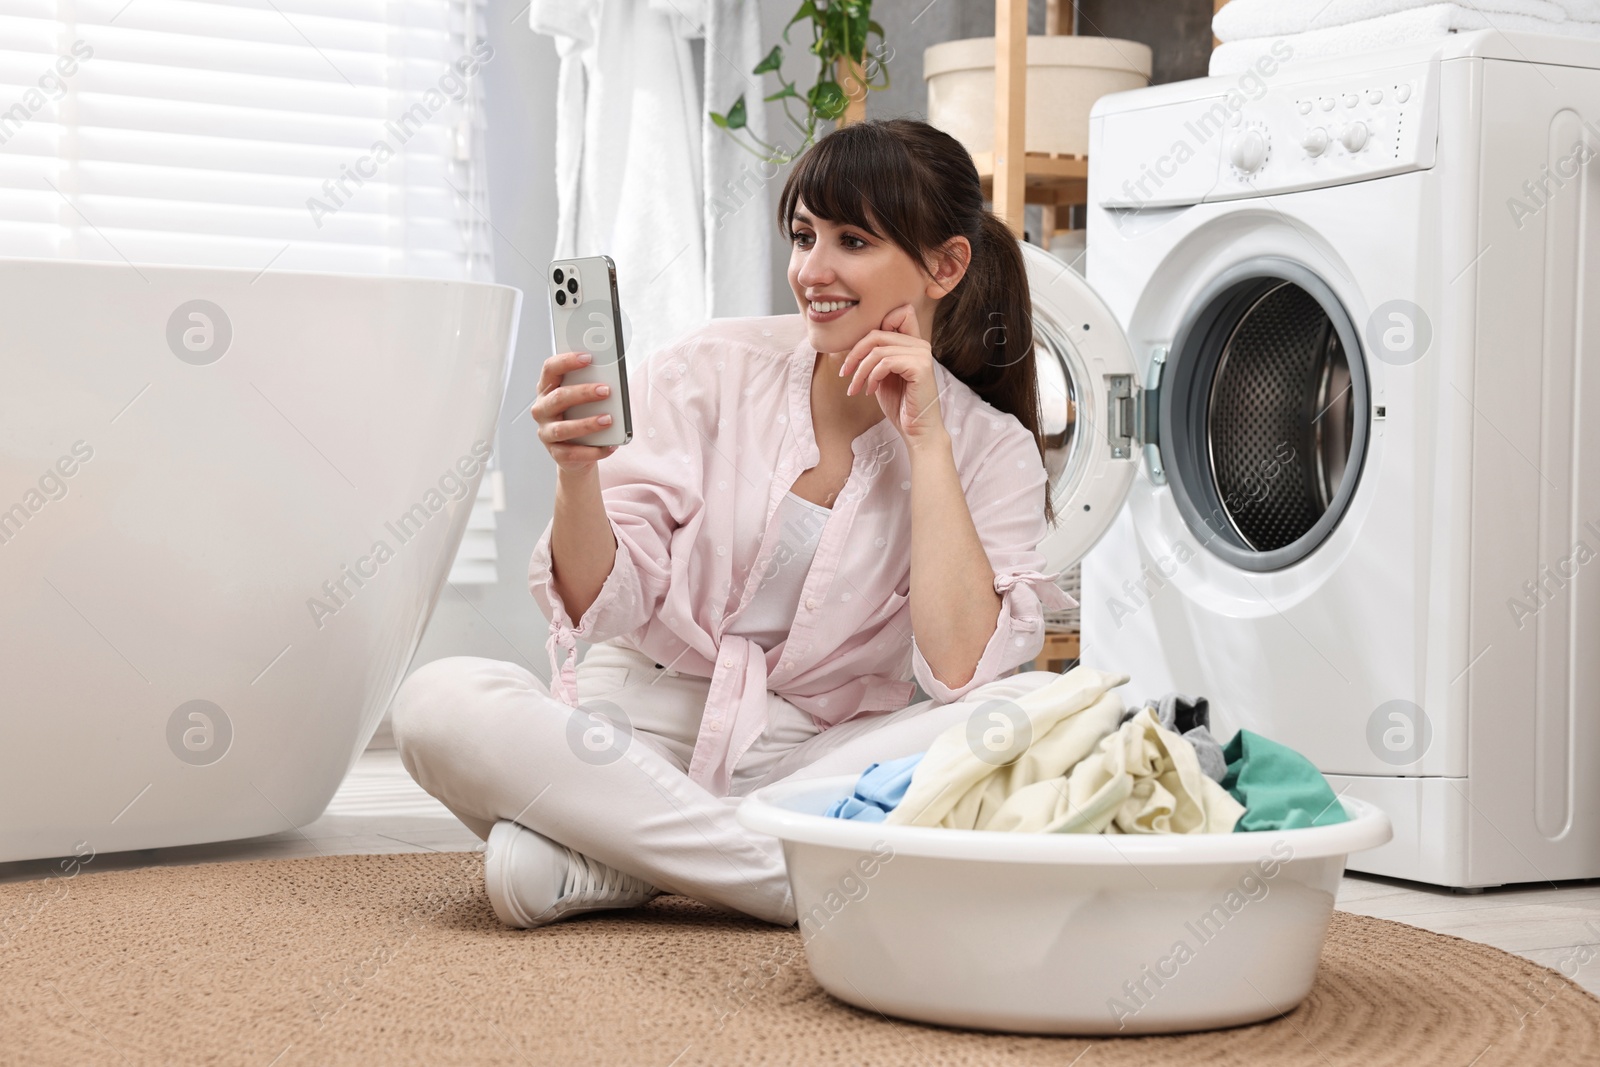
[{"left": 777, "top": 117, "right": 1056, "bottom": 527}]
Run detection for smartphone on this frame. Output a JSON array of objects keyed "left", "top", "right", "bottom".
[{"left": 548, "top": 254, "right": 632, "bottom": 447}]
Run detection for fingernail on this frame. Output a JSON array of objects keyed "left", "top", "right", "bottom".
[
  {"left": 598, "top": 414, "right": 612, "bottom": 424},
  {"left": 597, "top": 384, "right": 610, "bottom": 396},
  {"left": 579, "top": 352, "right": 592, "bottom": 363}
]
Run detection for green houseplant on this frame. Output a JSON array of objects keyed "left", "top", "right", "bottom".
[{"left": 710, "top": 0, "right": 892, "bottom": 165}]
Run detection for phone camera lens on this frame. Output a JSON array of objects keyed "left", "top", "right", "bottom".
[
  {"left": 553, "top": 268, "right": 565, "bottom": 284},
  {"left": 555, "top": 290, "right": 566, "bottom": 306},
  {"left": 566, "top": 278, "right": 578, "bottom": 294}
]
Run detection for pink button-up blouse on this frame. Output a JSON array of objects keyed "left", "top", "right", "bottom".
[{"left": 528, "top": 313, "right": 1075, "bottom": 797}]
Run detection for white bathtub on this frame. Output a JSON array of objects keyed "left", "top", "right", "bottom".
[{"left": 0, "top": 259, "right": 520, "bottom": 862}]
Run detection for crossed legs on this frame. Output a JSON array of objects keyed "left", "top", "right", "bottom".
[{"left": 390, "top": 651, "right": 1062, "bottom": 927}]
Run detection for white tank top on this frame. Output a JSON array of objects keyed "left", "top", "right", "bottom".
[{"left": 726, "top": 490, "right": 830, "bottom": 651}]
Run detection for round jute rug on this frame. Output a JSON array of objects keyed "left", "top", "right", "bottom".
[{"left": 0, "top": 850, "right": 1595, "bottom": 1065}]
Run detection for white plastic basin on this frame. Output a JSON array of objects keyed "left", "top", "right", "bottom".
[{"left": 737, "top": 773, "right": 1393, "bottom": 1035}]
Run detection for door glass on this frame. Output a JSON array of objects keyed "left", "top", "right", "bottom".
[
  {"left": 1165, "top": 267, "right": 1369, "bottom": 572},
  {"left": 1033, "top": 309, "right": 1085, "bottom": 499},
  {"left": 1206, "top": 282, "right": 1357, "bottom": 551}
]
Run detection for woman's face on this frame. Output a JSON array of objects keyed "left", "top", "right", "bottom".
[{"left": 786, "top": 199, "right": 966, "bottom": 352}]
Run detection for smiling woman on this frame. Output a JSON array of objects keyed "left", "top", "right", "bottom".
[
  {"left": 779, "top": 117, "right": 1056, "bottom": 528},
  {"left": 390, "top": 117, "right": 1078, "bottom": 937},
  {"left": 777, "top": 118, "right": 1060, "bottom": 695}
]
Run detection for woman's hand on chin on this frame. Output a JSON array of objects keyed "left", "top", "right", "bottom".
[{"left": 839, "top": 303, "right": 950, "bottom": 453}]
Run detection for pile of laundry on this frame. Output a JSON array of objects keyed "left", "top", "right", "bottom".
[
  {"left": 1209, "top": 0, "right": 1600, "bottom": 77},
  {"left": 825, "top": 665, "right": 1347, "bottom": 835}
]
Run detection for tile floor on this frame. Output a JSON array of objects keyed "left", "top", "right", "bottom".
[{"left": 4, "top": 749, "right": 1599, "bottom": 997}]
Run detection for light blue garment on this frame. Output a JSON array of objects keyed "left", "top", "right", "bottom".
[{"left": 824, "top": 752, "right": 926, "bottom": 822}]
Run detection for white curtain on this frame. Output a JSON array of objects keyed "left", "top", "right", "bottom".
[
  {"left": 530, "top": 0, "right": 774, "bottom": 367},
  {"left": 0, "top": 0, "right": 506, "bottom": 584}
]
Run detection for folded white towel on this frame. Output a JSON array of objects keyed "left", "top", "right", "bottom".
[
  {"left": 1215, "top": 0, "right": 1568, "bottom": 41},
  {"left": 1552, "top": 0, "right": 1600, "bottom": 19},
  {"left": 1210, "top": 4, "right": 1600, "bottom": 76}
]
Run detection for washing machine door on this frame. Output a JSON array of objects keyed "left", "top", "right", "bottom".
[
  {"left": 1156, "top": 257, "right": 1370, "bottom": 572},
  {"left": 1018, "top": 241, "right": 1142, "bottom": 574}
]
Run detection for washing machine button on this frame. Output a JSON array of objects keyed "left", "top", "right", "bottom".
[
  {"left": 1341, "top": 121, "right": 1370, "bottom": 153},
  {"left": 1367, "top": 88, "right": 1383, "bottom": 104},
  {"left": 1230, "top": 129, "right": 1268, "bottom": 173},
  {"left": 1396, "top": 83, "right": 1412, "bottom": 103},
  {"left": 1319, "top": 96, "right": 1335, "bottom": 111},
  {"left": 1303, "top": 127, "right": 1330, "bottom": 156},
  {"left": 1342, "top": 92, "right": 1358, "bottom": 107},
  {"left": 1298, "top": 100, "right": 1312, "bottom": 114}
]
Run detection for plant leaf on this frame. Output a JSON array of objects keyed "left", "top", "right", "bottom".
[
  {"left": 849, "top": 11, "right": 870, "bottom": 58},
  {"left": 809, "top": 79, "right": 847, "bottom": 120},
  {"left": 752, "top": 44, "right": 783, "bottom": 75},
  {"left": 782, "top": 0, "right": 817, "bottom": 44}
]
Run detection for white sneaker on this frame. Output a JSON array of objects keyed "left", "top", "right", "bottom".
[{"left": 484, "top": 819, "right": 662, "bottom": 929}]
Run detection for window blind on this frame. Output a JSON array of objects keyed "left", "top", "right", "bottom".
[{"left": 0, "top": 0, "right": 506, "bottom": 584}]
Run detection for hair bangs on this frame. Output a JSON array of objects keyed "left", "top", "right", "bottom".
[{"left": 779, "top": 128, "right": 895, "bottom": 242}]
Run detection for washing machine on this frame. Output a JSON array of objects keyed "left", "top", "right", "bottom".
[{"left": 1024, "top": 29, "right": 1600, "bottom": 889}]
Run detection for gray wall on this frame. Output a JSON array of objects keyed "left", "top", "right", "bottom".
[
  {"left": 1077, "top": 0, "right": 1214, "bottom": 85},
  {"left": 377, "top": 0, "right": 1212, "bottom": 745}
]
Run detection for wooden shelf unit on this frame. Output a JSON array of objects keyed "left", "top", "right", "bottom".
[
  {"left": 974, "top": 150, "right": 1088, "bottom": 208},
  {"left": 991, "top": 0, "right": 1087, "bottom": 242}
]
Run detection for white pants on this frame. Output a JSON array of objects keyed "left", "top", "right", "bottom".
[{"left": 390, "top": 637, "right": 1059, "bottom": 926}]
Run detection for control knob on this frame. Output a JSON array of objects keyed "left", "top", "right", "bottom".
[{"left": 1229, "top": 128, "right": 1268, "bottom": 173}]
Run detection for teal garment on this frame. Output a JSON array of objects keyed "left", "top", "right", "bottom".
[{"left": 1221, "top": 729, "right": 1349, "bottom": 831}]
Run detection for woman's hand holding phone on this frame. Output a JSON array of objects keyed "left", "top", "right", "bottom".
[{"left": 533, "top": 350, "right": 619, "bottom": 476}]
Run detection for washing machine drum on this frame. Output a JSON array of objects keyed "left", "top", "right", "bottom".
[
  {"left": 1161, "top": 262, "right": 1369, "bottom": 571},
  {"left": 1022, "top": 245, "right": 1369, "bottom": 575}
]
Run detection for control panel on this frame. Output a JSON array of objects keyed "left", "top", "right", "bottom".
[
  {"left": 1094, "top": 56, "right": 1440, "bottom": 209},
  {"left": 1209, "top": 58, "right": 1439, "bottom": 200}
]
